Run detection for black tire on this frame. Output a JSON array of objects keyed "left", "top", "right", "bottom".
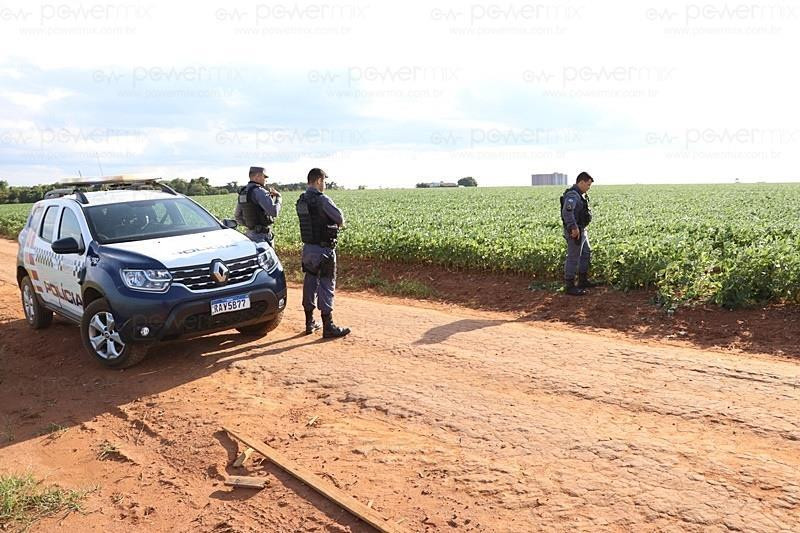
[
  {"left": 20, "top": 276, "right": 53, "bottom": 329},
  {"left": 81, "top": 298, "right": 148, "bottom": 368},
  {"left": 236, "top": 310, "right": 284, "bottom": 336}
]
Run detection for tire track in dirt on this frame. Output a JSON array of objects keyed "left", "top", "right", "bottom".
[
  {"left": 203, "top": 298, "right": 800, "bottom": 531},
  {"left": 0, "top": 238, "right": 798, "bottom": 532}
]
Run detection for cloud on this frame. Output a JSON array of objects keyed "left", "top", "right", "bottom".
[
  {"left": 1, "top": 88, "right": 73, "bottom": 112},
  {"left": 0, "top": 67, "right": 23, "bottom": 79},
  {"left": 0, "top": 0, "right": 799, "bottom": 186}
]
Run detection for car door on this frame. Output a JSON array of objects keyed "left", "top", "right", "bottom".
[
  {"left": 19, "top": 204, "right": 45, "bottom": 292},
  {"left": 33, "top": 204, "right": 63, "bottom": 309},
  {"left": 53, "top": 204, "right": 89, "bottom": 319}
]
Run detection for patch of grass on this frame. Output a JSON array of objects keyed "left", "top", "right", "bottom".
[
  {"left": 385, "top": 279, "right": 436, "bottom": 299},
  {"left": 1, "top": 417, "right": 14, "bottom": 444},
  {"left": 0, "top": 473, "right": 87, "bottom": 530},
  {"left": 96, "top": 441, "right": 122, "bottom": 461},
  {"left": 40, "top": 423, "right": 68, "bottom": 439},
  {"left": 528, "top": 280, "right": 564, "bottom": 291},
  {"left": 349, "top": 269, "right": 436, "bottom": 299},
  {"left": 282, "top": 255, "right": 436, "bottom": 299}
]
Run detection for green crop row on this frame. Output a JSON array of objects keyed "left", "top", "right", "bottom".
[
  {"left": 0, "top": 203, "right": 31, "bottom": 240},
  {"left": 2, "top": 184, "right": 799, "bottom": 308},
  {"left": 195, "top": 184, "right": 800, "bottom": 309}
]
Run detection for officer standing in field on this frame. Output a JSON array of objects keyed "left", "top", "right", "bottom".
[
  {"left": 296, "top": 168, "right": 350, "bottom": 338},
  {"left": 234, "top": 166, "right": 281, "bottom": 246},
  {"left": 561, "top": 171, "right": 597, "bottom": 296}
]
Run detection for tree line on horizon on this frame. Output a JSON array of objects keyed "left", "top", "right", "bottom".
[
  {"left": 416, "top": 177, "right": 478, "bottom": 188},
  {"left": 0, "top": 177, "right": 342, "bottom": 204}
]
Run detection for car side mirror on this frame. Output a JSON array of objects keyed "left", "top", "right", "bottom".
[
  {"left": 222, "top": 219, "right": 238, "bottom": 229},
  {"left": 52, "top": 237, "right": 84, "bottom": 255}
]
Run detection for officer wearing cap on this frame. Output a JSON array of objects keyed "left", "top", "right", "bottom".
[
  {"left": 296, "top": 168, "right": 350, "bottom": 338},
  {"left": 234, "top": 166, "right": 282, "bottom": 246},
  {"left": 561, "top": 171, "right": 597, "bottom": 296}
]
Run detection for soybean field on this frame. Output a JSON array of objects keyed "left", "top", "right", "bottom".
[
  {"left": 2, "top": 184, "right": 799, "bottom": 308},
  {"left": 0, "top": 203, "right": 30, "bottom": 241}
]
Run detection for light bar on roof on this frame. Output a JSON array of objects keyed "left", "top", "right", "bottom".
[{"left": 57, "top": 175, "right": 156, "bottom": 186}]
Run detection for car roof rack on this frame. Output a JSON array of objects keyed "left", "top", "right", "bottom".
[
  {"left": 158, "top": 182, "right": 178, "bottom": 195},
  {"left": 50, "top": 175, "right": 178, "bottom": 203},
  {"left": 43, "top": 187, "right": 90, "bottom": 204}
]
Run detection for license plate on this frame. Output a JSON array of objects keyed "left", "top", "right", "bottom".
[{"left": 210, "top": 294, "right": 250, "bottom": 316}]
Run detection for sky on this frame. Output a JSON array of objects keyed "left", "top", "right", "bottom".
[{"left": 1, "top": 0, "right": 799, "bottom": 188}]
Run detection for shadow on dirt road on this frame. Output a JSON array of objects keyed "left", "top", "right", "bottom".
[{"left": 0, "top": 316, "right": 324, "bottom": 451}]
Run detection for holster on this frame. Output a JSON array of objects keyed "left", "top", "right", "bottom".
[
  {"left": 319, "top": 252, "right": 336, "bottom": 278},
  {"left": 302, "top": 252, "right": 336, "bottom": 277}
]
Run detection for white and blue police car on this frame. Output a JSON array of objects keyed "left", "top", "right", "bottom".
[{"left": 16, "top": 176, "right": 286, "bottom": 368}]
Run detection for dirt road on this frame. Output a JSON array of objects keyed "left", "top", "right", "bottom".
[{"left": 1, "top": 239, "right": 798, "bottom": 532}]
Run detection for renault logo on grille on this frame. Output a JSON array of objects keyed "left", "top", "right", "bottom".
[{"left": 210, "top": 260, "right": 229, "bottom": 284}]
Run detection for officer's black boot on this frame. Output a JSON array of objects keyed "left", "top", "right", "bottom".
[
  {"left": 577, "top": 272, "right": 598, "bottom": 289},
  {"left": 565, "top": 277, "right": 586, "bottom": 296},
  {"left": 322, "top": 313, "right": 350, "bottom": 339},
  {"left": 304, "top": 309, "right": 321, "bottom": 335}
]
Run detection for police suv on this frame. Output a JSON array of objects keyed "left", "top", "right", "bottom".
[{"left": 16, "top": 176, "right": 287, "bottom": 368}]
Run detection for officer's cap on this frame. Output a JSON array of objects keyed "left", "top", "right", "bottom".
[{"left": 249, "top": 166, "right": 265, "bottom": 176}]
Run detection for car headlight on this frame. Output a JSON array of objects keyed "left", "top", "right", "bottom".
[
  {"left": 121, "top": 269, "right": 172, "bottom": 292},
  {"left": 257, "top": 247, "right": 280, "bottom": 273}
]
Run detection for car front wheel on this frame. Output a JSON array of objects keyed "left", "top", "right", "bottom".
[{"left": 81, "top": 298, "right": 147, "bottom": 368}]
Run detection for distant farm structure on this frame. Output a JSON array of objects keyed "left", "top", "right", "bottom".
[
  {"left": 531, "top": 173, "right": 568, "bottom": 186},
  {"left": 416, "top": 181, "right": 459, "bottom": 188}
]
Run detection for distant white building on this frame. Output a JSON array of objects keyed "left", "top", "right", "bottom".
[
  {"left": 531, "top": 172, "right": 568, "bottom": 186},
  {"left": 421, "top": 181, "right": 458, "bottom": 188}
]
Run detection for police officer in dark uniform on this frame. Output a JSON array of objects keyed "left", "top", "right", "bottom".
[
  {"left": 234, "top": 166, "right": 282, "bottom": 246},
  {"left": 560, "top": 171, "right": 597, "bottom": 296},
  {"left": 296, "top": 168, "right": 350, "bottom": 338}
]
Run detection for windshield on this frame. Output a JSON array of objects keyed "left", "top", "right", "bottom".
[{"left": 85, "top": 198, "right": 221, "bottom": 244}]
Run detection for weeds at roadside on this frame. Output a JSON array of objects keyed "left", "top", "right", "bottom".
[
  {"left": 0, "top": 473, "right": 88, "bottom": 531},
  {"left": 528, "top": 280, "right": 563, "bottom": 291},
  {"left": 350, "top": 269, "right": 436, "bottom": 299},
  {"left": 96, "top": 441, "right": 123, "bottom": 462},
  {"left": 1, "top": 417, "right": 14, "bottom": 444},
  {"left": 281, "top": 256, "right": 436, "bottom": 299},
  {"left": 39, "top": 423, "right": 68, "bottom": 440}
]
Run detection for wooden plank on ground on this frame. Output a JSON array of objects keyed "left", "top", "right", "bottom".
[
  {"left": 222, "top": 426, "right": 406, "bottom": 533},
  {"left": 224, "top": 475, "right": 268, "bottom": 489}
]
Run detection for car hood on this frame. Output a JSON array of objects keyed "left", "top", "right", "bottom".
[{"left": 103, "top": 230, "right": 259, "bottom": 269}]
